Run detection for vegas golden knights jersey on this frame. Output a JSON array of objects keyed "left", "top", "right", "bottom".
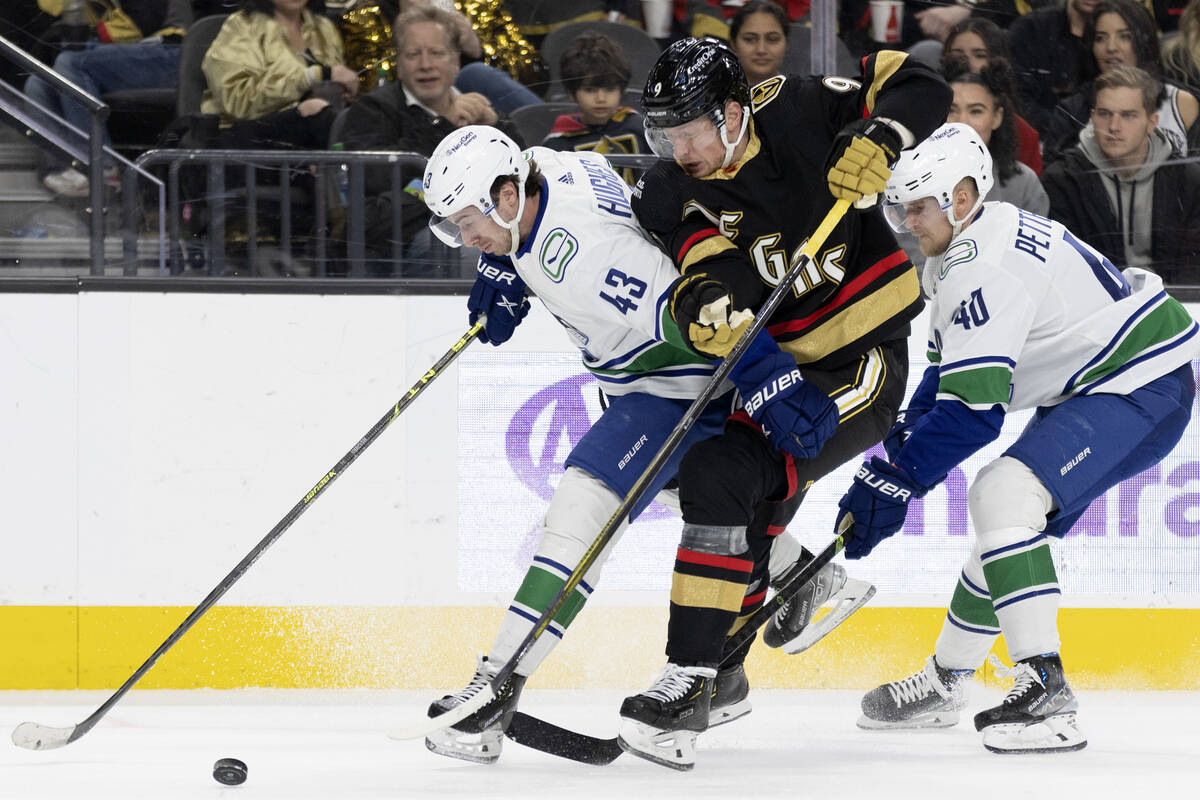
[{"left": 632, "top": 51, "right": 952, "bottom": 372}]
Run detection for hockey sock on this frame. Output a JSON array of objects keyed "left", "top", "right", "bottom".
[
  {"left": 935, "top": 568, "right": 1000, "bottom": 671},
  {"left": 979, "top": 526, "right": 1061, "bottom": 661},
  {"left": 489, "top": 556, "right": 593, "bottom": 676},
  {"left": 667, "top": 543, "right": 754, "bottom": 665}
]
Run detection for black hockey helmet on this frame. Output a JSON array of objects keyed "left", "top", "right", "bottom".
[{"left": 642, "top": 36, "right": 751, "bottom": 131}]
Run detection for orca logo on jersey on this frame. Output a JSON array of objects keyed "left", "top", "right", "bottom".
[
  {"left": 540, "top": 228, "right": 578, "bottom": 282},
  {"left": 940, "top": 239, "right": 977, "bottom": 279}
]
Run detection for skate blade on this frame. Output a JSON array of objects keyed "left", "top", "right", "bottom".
[
  {"left": 981, "top": 713, "right": 1088, "bottom": 754},
  {"left": 856, "top": 709, "right": 961, "bottom": 730},
  {"left": 709, "top": 698, "right": 752, "bottom": 728},
  {"left": 617, "top": 720, "right": 698, "bottom": 771},
  {"left": 424, "top": 727, "right": 503, "bottom": 765},
  {"left": 782, "top": 579, "right": 876, "bottom": 655}
]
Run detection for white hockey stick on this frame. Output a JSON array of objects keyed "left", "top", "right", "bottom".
[{"left": 389, "top": 199, "right": 852, "bottom": 741}]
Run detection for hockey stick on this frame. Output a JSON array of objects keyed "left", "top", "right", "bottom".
[
  {"left": 11, "top": 322, "right": 484, "bottom": 752},
  {"left": 390, "top": 199, "right": 852, "bottom": 742},
  {"left": 504, "top": 517, "right": 853, "bottom": 765}
]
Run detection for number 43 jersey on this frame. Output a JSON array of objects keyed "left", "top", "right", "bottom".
[
  {"left": 924, "top": 202, "right": 1200, "bottom": 413},
  {"left": 504, "top": 147, "right": 717, "bottom": 399}
]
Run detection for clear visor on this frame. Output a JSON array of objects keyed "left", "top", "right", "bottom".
[
  {"left": 882, "top": 196, "right": 948, "bottom": 233},
  {"left": 428, "top": 204, "right": 494, "bottom": 248},
  {"left": 644, "top": 108, "right": 724, "bottom": 160}
]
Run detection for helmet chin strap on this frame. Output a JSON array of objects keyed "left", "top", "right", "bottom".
[
  {"left": 497, "top": 179, "right": 528, "bottom": 256},
  {"left": 947, "top": 195, "right": 984, "bottom": 238},
  {"left": 719, "top": 106, "right": 750, "bottom": 169}
]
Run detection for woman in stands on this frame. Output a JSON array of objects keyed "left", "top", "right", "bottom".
[
  {"left": 944, "top": 58, "right": 1049, "bottom": 214},
  {"left": 940, "top": 18, "right": 1043, "bottom": 174},
  {"left": 729, "top": 0, "right": 789, "bottom": 88},
  {"left": 1163, "top": 0, "right": 1200, "bottom": 93},
  {"left": 202, "top": 0, "right": 358, "bottom": 148},
  {"left": 1043, "top": 0, "right": 1199, "bottom": 160}
]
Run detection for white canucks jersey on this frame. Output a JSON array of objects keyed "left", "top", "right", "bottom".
[
  {"left": 507, "top": 147, "right": 717, "bottom": 398},
  {"left": 923, "top": 202, "right": 1199, "bottom": 412}
]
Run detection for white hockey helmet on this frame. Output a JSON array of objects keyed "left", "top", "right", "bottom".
[
  {"left": 882, "top": 122, "right": 993, "bottom": 236},
  {"left": 423, "top": 125, "right": 531, "bottom": 254}
]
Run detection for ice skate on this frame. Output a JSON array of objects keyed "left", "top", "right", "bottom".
[
  {"left": 618, "top": 663, "right": 716, "bottom": 771},
  {"left": 764, "top": 558, "right": 876, "bottom": 654},
  {"left": 424, "top": 655, "right": 526, "bottom": 764},
  {"left": 858, "top": 655, "right": 973, "bottom": 729},
  {"left": 974, "top": 654, "right": 1087, "bottom": 753},
  {"left": 710, "top": 663, "right": 751, "bottom": 727}
]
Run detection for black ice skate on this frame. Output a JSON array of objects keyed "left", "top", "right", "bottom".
[
  {"left": 618, "top": 663, "right": 716, "bottom": 770},
  {"left": 763, "top": 556, "right": 876, "bottom": 654},
  {"left": 425, "top": 655, "right": 526, "bottom": 764},
  {"left": 858, "top": 655, "right": 973, "bottom": 729},
  {"left": 710, "top": 662, "right": 751, "bottom": 727},
  {"left": 974, "top": 653, "right": 1086, "bottom": 753}
]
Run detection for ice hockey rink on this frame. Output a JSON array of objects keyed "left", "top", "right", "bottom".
[{"left": 3, "top": 686, "right": 1198, "bottom": 800}]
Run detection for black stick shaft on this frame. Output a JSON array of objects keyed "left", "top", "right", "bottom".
[
  {"left": 61, "top": 323, "right": 483, "bottom": 745},
  {"left": 489, "top": 201, "right": 851, "bottom": 693}
]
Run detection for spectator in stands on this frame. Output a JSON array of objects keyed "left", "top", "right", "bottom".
[
  {"left": 202, "top": 0, "right": 357, "bottom": 150},
  {"left": 1162, "top": 0, "right": 1200, "bottom": 92},
  {"left": 1042, "top": 0, "right": 1199, "bottom": 160},
  {"left": 728, "top": 1, "right": 788, "bottom": 88},
  {"left": 23, "top": 0, "right": 194, "bottom": 196},
  {"left": 1009, "top": 0, "right": 1100, "bottom": 137},
  {"left": 940, "top": 17, "right": 1042, "bottom": 173},
  {"left": 945, "top": 58, "right": 1049, "bottom": 212},
  {"left": 394, "top": 0, "right": 542, "bottom": 113},
  {"left": 337, "top": 4, "right": 524, "bottom": 275},
  {"left": 1042, "top": 66, "right": 1200, "bottom": 284},
  {"left": 540, "top": 32, "right": 648, "bottom": 184}
]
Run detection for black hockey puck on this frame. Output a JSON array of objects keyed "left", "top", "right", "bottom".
[{"left": 213, "top": 757, "right": 248, "bottom": 785}]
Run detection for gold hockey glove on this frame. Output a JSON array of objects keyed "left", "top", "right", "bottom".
[
  {"left": 670, "top": 273, "right": 754, "bottom": 358},
  {"left": 825, "top": 119, "right": 903, "bottom": 209}
]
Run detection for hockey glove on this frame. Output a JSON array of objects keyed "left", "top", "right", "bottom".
[
  {"left": 731, "top": 330, "right": 840, "bottom": 460},
  {"left": 669, "top": 273, "right": 754, "bottom": 358},
  {"left": 838, "top": 457, "right": 927, "bottom": 560},
  {"left": 468, "top": 253, "right": 530, "bottom": 345},
  {"left": 824, "top": 118, "right": 903, "bottom": 209}
]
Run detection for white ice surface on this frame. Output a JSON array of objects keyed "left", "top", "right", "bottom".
[{"left": 2, "top": 688, "right": 1196, "bottom": 800}]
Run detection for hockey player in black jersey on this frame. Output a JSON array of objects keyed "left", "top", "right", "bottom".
[{"left": 617, "top": 37, "right": 952, "bottom": 769}]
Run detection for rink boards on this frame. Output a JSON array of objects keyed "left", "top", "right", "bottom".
[{"left": 1, "top": 292, "right": 1198, "bottom": 690}]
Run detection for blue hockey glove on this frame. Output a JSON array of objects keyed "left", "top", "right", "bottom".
[
  {"left": 468, "top": 253, "right": 529, "bottom": 345},
  {"left": 838, "top": 456, "right": 927, "bottom": 560},
  {"left": 731, "top": 331, "right": 839, "bottom": 459}
]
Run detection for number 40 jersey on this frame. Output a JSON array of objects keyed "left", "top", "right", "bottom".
[
  {"left": 924, "top": 202, "right": 1199, "bottom": 414},
  {"left": 500, "top": 147, "right": 716, "bottom": 399}
]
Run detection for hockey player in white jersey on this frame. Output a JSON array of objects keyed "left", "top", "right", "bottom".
[
  {"left": 838, "top": 123, "right": 1198, "bottom": 753},
  {"left": 417, "top": 125, "right": 873, "bottom": 763}
]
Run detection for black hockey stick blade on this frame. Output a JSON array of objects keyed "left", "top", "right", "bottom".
[
  {"left": 507, "top": 521, "right": 854, "bottom": 765},
  {"left": 505, "top": 712, "right": 622, "bottom": 765}
]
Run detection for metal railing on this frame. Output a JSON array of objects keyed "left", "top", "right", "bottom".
[
  {"left": 129, "top": 149, "right": 660, "bottom": 278},
  {"left": 132, "top": 148, "right": 448, "bottom": 277},
  {"left": 0, "top": 33, "right": 165, "bottom": 274}
]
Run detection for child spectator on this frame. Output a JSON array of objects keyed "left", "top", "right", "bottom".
[{"left": 541, "top": 32, "right": 648, "bottom": 185}]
